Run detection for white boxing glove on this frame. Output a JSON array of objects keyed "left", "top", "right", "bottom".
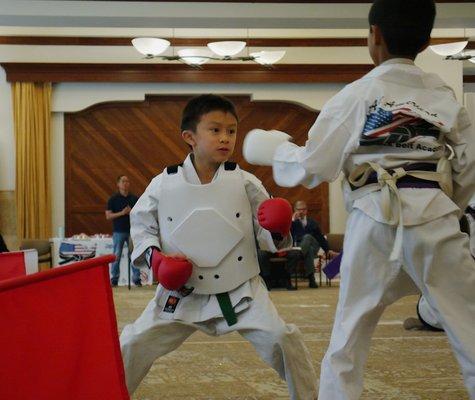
[{"left": 242, "top": 129, "right": 292, "bottom": 166}]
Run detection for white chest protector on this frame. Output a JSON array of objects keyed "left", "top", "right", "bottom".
[{"left": 158, "top": 162, "right": 260, "bottom": 294}]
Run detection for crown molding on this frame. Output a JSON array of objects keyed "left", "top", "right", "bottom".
[
  {"left": 0, "top": 62, "right": 374, "bottom": 83},
  {"left": 0, "top": 36, "right": 467, "bottom": 47}
]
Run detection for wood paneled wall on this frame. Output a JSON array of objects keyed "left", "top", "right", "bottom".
[{"left": 65, "top": 95, "right": 328, "bottom": 236}]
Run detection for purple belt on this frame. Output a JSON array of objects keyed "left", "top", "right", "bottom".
[
  {"left": 395, "top": 181, "right": 440, "bottom": 189},
  {"left": 352, "top": 162, "right": 440, "bottom": 190}
]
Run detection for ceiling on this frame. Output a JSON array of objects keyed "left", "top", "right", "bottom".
[{"left": 0, "top": 1, "right": 474, "bottom": 29}]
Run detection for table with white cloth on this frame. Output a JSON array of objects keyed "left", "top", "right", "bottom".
[{"left": 50, "top": 237, "right": 152, "bottom": 286}]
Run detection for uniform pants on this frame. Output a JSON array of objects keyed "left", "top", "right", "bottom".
[
  {"left": 417, "top": 295, "right": 444, "bottom": 331},
  {"left": 287, "top": 234, "right": 320, "bottom": 277},
  {"left": 120, "top": 280, "right": 317, "bottom": 400},
  {"left": 319, "top": 209, "right": 475, "bottom": 400}
]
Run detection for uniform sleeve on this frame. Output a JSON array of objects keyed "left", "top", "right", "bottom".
[
  {"left": 243, "top": 171, "right": 293, "bottom": 253},
  {"left": 272, "top": 90, "right": 366, "bottom": 188},
  {"left": 130, "top": 175, "right": 162, "bottom": 269},
  {"left": 447, "top": 107, "right": 475, "bottom": 213}
]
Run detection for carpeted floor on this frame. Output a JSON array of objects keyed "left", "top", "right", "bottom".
[{"left": 113, "top": 282, "right": 469, "bottom": 400}]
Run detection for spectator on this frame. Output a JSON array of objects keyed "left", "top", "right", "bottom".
[
  {"left": 286, "top": 200, "right": 329, "bottom": 289},
  {"left": 106, "top": 175, "right": 140, "bottom": 287}
]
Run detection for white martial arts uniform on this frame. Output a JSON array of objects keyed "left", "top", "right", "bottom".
[
  {"left": 268, "top": 59, "right": 475, "bottom": 399},
  {"left": 417, "top": 294, "right": 444, "bottom": 331},
  {"left": 417, "top": 199, "right": 475, "bottom": 331},
  {"left": 467, "top": 201, "right": 475, "bottom": 257},
  {"left": 120, "top": 155, "right": 317, "bottom": 400}
]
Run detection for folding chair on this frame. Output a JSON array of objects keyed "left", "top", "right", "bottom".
[
  {"left": 20, "top": 239, "right": 53, "bottom": 268},
  {"left": 269, "top": 254, "right": 298, "bottom": 289}
]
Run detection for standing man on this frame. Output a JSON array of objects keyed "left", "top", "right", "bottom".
[
  {"left": 106, "top": 175, "right": 140, "bottom": 287},
  {"left": 286, "top": 200, "right": 329, "bottom": 288}
]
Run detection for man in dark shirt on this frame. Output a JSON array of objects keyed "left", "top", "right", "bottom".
[
  {"left": 106, "top": 175, "right": 140, "bottom": 287},
  {"left": 287, "top": 200, "right": 329, "bottom": 288}
]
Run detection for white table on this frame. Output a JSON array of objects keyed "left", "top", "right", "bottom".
[{"left": 51, "top": 237, "right": 152, "bottom": 286}]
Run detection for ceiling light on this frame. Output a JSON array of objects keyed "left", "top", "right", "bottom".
[
  {"left": 207, "top": 41, "right": 246, "bottom": 57},
  {"left": 250, "top": 51, "right": 286, "bottom": 65},
  {"left": 429, "top": 41, "right": 468, "bottom": 57},
  {"left": 177, "top": 49, "right": 213, "bottom": 65},
  {"left": 131, "top": 37, "right": 170, "bottom": 58},
  {"left": 132, "top": 38, "right": 286, "bottom": 66}
]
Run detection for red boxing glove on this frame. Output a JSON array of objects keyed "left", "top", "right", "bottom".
[
  {"left": 257, "top": 198, "right": 292, "bottom": 236},
  {"left": 151, "top": 249, "right": 193, "bottom": 291}
]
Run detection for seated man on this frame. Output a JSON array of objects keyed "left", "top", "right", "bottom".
[
  {"left": 257, "top": 249, "right": 295, "bottom": 291},
  {"left": 286, "top": 201, "right": 329, "bottom": 288}
]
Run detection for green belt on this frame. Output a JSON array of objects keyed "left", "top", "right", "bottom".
[{"left": 216, "top": 292, "right": 238, "bottom": 326}]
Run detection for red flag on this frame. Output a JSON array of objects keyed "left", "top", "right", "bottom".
[
  {"left": 0, "top": 255, "right": 129, "bottom": 400},
  {"left": 0, "top": 250, "right": 38, "bottom": 281},
  {"left": 0, "top": 251, "right": 27, "bottom": 280}
]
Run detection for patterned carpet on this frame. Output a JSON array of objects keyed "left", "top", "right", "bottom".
[{"left": 113, "top": 282, "right": 468, "bottom": 400}]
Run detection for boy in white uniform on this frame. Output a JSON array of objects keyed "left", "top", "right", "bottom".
[
  {"left": 405, "top": 199, "right": 475, "bottom": 332},
  {"left": 120, "top": 95, "right": 317, "bottom": 400},
  {"left": 467, "top": 200, "right": 475, "bottom": 256},
  {"left": 242, "top": 1, "right": 475, "bottom": 399}
]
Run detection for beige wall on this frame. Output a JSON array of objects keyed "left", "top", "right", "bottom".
[
  {"left": 0, "top": 68, "right": 14, "bottom": 191},
  {"left": 0, "top": 191, "right": 16, "bottom": 250},
  {"left": 0, "top": 43, "right": 466, "bottom": 239}
]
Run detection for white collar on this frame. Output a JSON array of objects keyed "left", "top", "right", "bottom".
[
  {"left": 364, "top": 57, "right": 418, "bottom": 80},
  {"left": 182, "top": 153, "right": 223, "bottom": 185},
  {"left": 380, "top": 58, "right": 415, "bottom": 67}
]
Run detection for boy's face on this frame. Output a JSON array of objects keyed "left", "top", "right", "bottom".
[{"left": 182, "top": 110, "right": 237, "bottom": 164}]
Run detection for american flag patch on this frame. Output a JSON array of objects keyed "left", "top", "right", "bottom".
[
  {"left": 360, "top": 107, "right": 439, "bottom": 147},
  {"left": 363, "top": 107, "right": 418, "bottom": 137},
  {"left": 59, "top": 241, "right": 96, "bottom": 257}
]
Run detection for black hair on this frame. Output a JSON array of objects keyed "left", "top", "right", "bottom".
[
  {"left": 116, "top": 175, "right": 127, "bottom": 183},
  {"left": 369, "top": 0, "right": 436, "bottom": 58},
  {"left": 181, "top": 94, "right": 238, "bottom": 133}
]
